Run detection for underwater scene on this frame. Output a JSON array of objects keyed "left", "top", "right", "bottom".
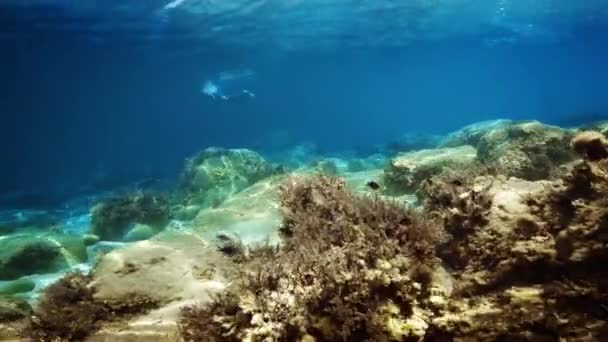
[{"left": 1, "top": 0, "right": 608, "bottom": 340}]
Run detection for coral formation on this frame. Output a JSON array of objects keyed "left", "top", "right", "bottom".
[
  {"left": 90, "top": 192, "right": 170, "bottom": 241},
  {"left": 178, "top": 147, "right": 274, "bottom": 208}
]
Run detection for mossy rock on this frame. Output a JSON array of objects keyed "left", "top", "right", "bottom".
[
  {"left": 0, "top": 233, "right": 86, "bottom": 281},
  {"left": 310, "top": 159, "right": 339, "bottom": 175},
  {"left": 440, "top": 119, "right": 515, "bottom": 148},
  {"left": 50, "top": 234, "right": 88, "bottom": 262},
  {"left": 0, "top": 235, "right": 71, "bottom": 280},
  {"left": 476, "top": 121, "right": 576, "bottom": 180},
  {"left": 383, "top": 145, "right": 478, "bottom": 195},
  {"left": 90, "top": 193, "right": 170, "bottom": 241},
  {"left": 179, "top": 147, "right": 273, "bottom": 208},
  {"left": 0, "top": 278, "right": 36, "bottom": 295},
  {"left": 82, "top": 234, "right": 100, "bottom": 246},
  {"left": 123, "top": 223, "right": 161, "bottom": 242},
  {"left": 173, "top": 204, "right": 201, "bottom": 221},
  {"left": 0, "top": 295, "right": 32, "bottom": 322}
]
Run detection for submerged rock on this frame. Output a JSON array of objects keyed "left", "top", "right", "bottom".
[
  {"left": 476, "top": 121, "right": 576, "bottom": 179},
  {"left": 309, "top": 158, "right": 340, "bottom": 175},
  {"left": 0, "top": 278, "right": 36, "bottom": 295},
  {"left": 90, "top": 193, "right": 170, "bottom": 241},
  {"left": 384, "top": 132, "right": 443, "bottom": 154},
  {"left": 346, "top": 153, "right": 388, "bottom": 172},
  {"left": 570, "top": 130, "right": 608, "bottom": 161},
  {"left": 383, "top": 145, "right": 478, "bottom": 195},
  {"left": 581, "top": 120, "right": 608, "bottom": 135},
  {"left": 0, "top": 234, "right": 86, "bottom": 280},
  {"left": 439, "top": 119, "right": 514, "bottom": 148},
  {"left": 193, "top": 175, "right": 283, "bottom": 245},
  {"left": 0, "top": 296, "right": 31, "bottom": 323},
  {"left": 179, "top": 147, "right": 274, "bottom": 208},
  {"left": 422, "top": 151, "right": 608, "bottom": 340},
  {"left": 89, "top": 231, "right": 236, "bottom": 340}
]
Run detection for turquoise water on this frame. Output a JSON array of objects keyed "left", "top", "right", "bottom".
[
  {"left": 1, "top": 1, "right": 608, "bottom": 336},
  {"left": 1, "top": 0, "right": 607, "bottom": 203}
]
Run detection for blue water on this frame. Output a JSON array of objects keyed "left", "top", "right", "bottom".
[{"left": 1, "top": 0, "right": 608, "bottom": 206}]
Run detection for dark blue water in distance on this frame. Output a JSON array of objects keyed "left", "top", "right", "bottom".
[{"left": 1, "top": 0, "right": 608, "bottom": 207}]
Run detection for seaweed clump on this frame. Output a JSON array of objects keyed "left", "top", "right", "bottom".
[
  {"left": 180, "top": 175, "right": 446, "bottom": 341},
  {"left": 23, "top": 273, "right": 158, "bottom": 341}
]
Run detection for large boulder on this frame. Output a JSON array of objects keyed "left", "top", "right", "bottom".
[
  {"left": 0, "top": 296, "right": 32, "bottom": 323},
  {"left": 193, "top": 175, "right": 284, "bottom": 245},
  {"left": 476, "top": 121, "right": 576, "bottom": 180},
  {"left": 383, "top": 145, "right": 478, "bottom": 195},
  {"left": 179, "top": 147, "right": 274, "bottom": 208},
  {"left": 90, "top": 193, "right": 170, "bottom": 242},
  {"left": 88, "top": 231, "right": 236, "bottom": 340},
  {"left": 0, "top": 233, "right": 87, "bottom": 280}
]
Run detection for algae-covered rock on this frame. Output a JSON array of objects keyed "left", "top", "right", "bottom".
[
  {"left": 82, "top": 234, "right": 100, "bottom": 246},
  {"left": 570, "top": 130, "right": 608, "bottom": 161},
  {"left": 582, "top": 120, "right": 608, "bottom": 135},
  {"left": 123, "top": 223, "right": 158, "bottom": 242},
  {"left": 440, "top": 119, "right": 514, "bottom": 148},
  {"left": 193, "top": 175, "right": 283, "bottom": 244},
  {"left": 346, "top": 153, "right": 388, "bottom": 172},
  {"left": 90, "top": 193, "right": 170, "bottom": 241},
  {"left": 172, "top": 204, "right": 201, "bottom": 221},
  {"left": 0, "top": 278, "right": 36, "bottom": 295},
  {"left": 383, "top": 145, "right": 478, "bottom": 195},
  {"left": 0, "top": 235, "right": 74, "bottom": 280},
  {"left": 309, "top": 159, "right": 340, "bottom": 175},
  {"left": 385, "top": 132, "right": 442, "bottom": 155},
  {"left": 87, "top": 231, "right": 235, "bottom": 339},
  {"left": 477, "top": 121, "right": 576, "bottom": 179},
  {"left": 0, "top": 296, "right": 32, "bottom": 322},
  {"left": 179, "top": 147, "right": 274, "bottom": 208}
]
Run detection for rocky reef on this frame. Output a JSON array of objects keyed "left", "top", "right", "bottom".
[
  {"left": 177, "top": 147, "right": 276, "bottom": 209},
  {"left": 3, "top": 120, "right": 608, "bottom": 341}
]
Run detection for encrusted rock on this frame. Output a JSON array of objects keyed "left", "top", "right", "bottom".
[
  {"left": 0, "top": 234, "right": 85, "bottom": 280},
  {"left": 440, "top": 119, "right": 514, "bottom": 148},
  {"left": 90, "top": 193, "right": 170, "bottom": 241},
  {"left": 476, "top": 121, "right": 576, "bottom": 179},
  {"left": 384, "top": 145, "right": 478, "bottom": 194},
  {"left": 571, "top": 130, "right": 608, "bottom": 161},
  {"left": 179, "top": 147, "right": 274, "bottom": 208}
]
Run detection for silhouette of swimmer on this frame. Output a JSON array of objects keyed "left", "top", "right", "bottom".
[{"left": 201, "top": 69, "right": 256, "bottom": 101}]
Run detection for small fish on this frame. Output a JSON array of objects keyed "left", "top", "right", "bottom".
[{"left": 367, "top": 181, "right": 380, "bottom": 190}]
